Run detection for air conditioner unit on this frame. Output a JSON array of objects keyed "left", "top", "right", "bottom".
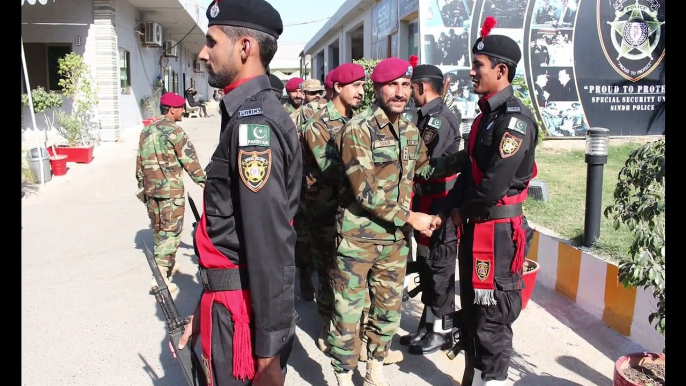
[
  {"left": 194, "top": 61, "right": 203, "bottom": 73},
  {"left": 164, "top": 40, "right": 178, "bottom": 57},
  {"left": 143, "top": 22, "right": 163, "bottom": 47}
]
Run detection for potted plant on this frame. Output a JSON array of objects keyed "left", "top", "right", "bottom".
[
  {"left": 47, "top": 52, "right": 99, "bottom": 163},
  {"left": 21, "top": 86, "right": 63, "bottom": 137},
  {"left": 604, "top": 138, "right": 665, "bottom": 386}
]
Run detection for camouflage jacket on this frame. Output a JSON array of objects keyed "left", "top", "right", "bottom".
[
  {"left": 293, "top": 98, "right": 328, "bottom": 132},
  {"left": 282, "top": 101, "right": 298, "bottom": 115},
  {"left": 335, "top": 105, "right": 467, "bottom": 242},
  {"left": 135, "top": 117, "right": 206, "bottom": 199},
  {"left": 300, "top": 100, "right": 350, "bottom": 220}
]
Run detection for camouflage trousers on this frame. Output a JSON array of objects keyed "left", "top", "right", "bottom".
[
  {"left": 328, "top": 236, "right": 408, "bottom": 372},
  {"left": 146, "top": 196, "right": 185, "bottom": 274},
  {"left": 293, "top": 206, "right": 312, "bottom": 271},
  {"left": 308, "top": 219, "right": 336, "bottom": 321}
]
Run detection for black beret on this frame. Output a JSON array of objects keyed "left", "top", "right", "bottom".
[
  {"left": 472, "top": 34, "right": 521, "bottom": 66},
  {"left": 411, "top": 64, "right": 444, "bottom": 81},
  {"left": 268, "top": 73, "right": 284, "bottom": 92},
  {"left": 206, "top": 0, "right": 283, "bottom": 39}
]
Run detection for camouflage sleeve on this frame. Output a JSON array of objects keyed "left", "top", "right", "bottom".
[
  {"left": 172, "top": 128, "right": 206, "bottom": 185},
  {"left": 302, "top": 120, "right": 339, "bottom": 183},
  {"left": 339, "top": 122, "right": 410, "bottom": 225},
  {"left": 135, "top": 142, "right": 144, "bottom": 189},
  {"left": 415, "top": 143, "right": 469, "bottom": 180}
]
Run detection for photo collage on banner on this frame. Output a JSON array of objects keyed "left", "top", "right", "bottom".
[
  {"left": 420, "top": 0, "right": 479, "bottom": 129},
  {"left": 529, "top": 0, "right": 585, "bottom": 136}
]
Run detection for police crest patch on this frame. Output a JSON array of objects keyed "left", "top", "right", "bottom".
[
  {"left": 475, "top": 258, "right": 490, "bottom": 281},
  {"left": 239, "top": 149, "right": 272, "bottom": 192},
  {"left": 422, "top": 128, "right": 437, "bottom": 144},
  {"left": 499, "top": 132, "right": 523, "bottom": 158}
]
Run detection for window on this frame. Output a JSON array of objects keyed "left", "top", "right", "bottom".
[
  {"left": 408, "top": 21, "right": 419, "bottom": 58},
  {"left": 119, "top": 48, "right": 131, "bottom": 94}
]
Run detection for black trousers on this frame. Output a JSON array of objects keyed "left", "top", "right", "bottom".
[
  {"left": 211, "top": 303, "right": 294, "bottom": 386},
  {"left": 458, "top": 221, "right": 522, "bottom": 382},
  {"left": 418, "top": 240, "right": 457, "bottom": 318}
]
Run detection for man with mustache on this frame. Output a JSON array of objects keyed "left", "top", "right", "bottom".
[
  {"left": 283, "top": 76, "right": 304, "bottom": 114},
  {"left": 175, "top": 0, "right": 302, "bottom": 385},
  {"left": 447, "top": 17, "right": 538, "bottom": 386},
  {"left": 327, "top": 57, "right": 468, "bottom": 386}
]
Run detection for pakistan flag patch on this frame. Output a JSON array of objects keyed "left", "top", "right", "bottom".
[
  {"left": 507, "top": 117, "right": 527, "bottom": 135},
  {"left": 428, "top": 117, "right": 443, "bottom": 130},
  {"left": 238, "top": 124, "right": 271, "bottom": 147}
]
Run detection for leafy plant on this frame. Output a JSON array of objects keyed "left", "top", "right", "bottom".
[
  {"left": 604, "top": 138, "right": 665, "bottom": 339},
  {"left": 352, "top": 58, "right": 381, "bottom": 112},
  {"left": 56, "top": 52, "right": 99, "bottom": 146},
  {"left": 21, "top": 86, "right": 63, "bottom": 132},
  {"left": 512, "top": 75, "right": 545, "bottom": 146}
]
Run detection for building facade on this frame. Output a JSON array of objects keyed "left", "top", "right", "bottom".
[
  {"left": 21, "top": 0, "right": 210, "bottom": 144},
  {"left": 303, "top": 0, "right": 665, "bottom": 137}
]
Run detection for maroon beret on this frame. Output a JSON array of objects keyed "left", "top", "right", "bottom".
[
  {"left": 332, "top": 63, "right": 365, "bottom": 86},
  {"left": 285, "top": 77, "right": 303, "bottom": 92},
  {"left": 325, "top": 69, "right": 336, "bottom": 89},
  {"left": 160, "top": 92, "right": 186, "bottom": 108},
  {"left": 371, "top": 57, "right": 413, "bottom": 84}
]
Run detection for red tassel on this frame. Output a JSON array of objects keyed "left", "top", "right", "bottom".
[
  {"left": 511, "top": 226, "right": 526, "bottom": 275},
  {"left": 481, "top": 16, "right": 497, "bottom": 38},
  {"left": 232, "top": 318, "right": 255, "bottom": 381},
  {"left": 409, "top": 55, "right": 419, "bottom": 68}
]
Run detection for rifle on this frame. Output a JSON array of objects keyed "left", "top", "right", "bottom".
[
  {"left": 144, "top": 242, "right": 207, "bottom": 386},
  {"left": 405, "top": 261, "right": 422, "bottom": 299},
  {"left": 187, "top": 195, "right": 201, "bottom": 225},
  {"left": 442, "top": 309, "right": 466, "bottom": 361}
]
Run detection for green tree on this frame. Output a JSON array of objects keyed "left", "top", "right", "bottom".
[
  {"left": 56, "top": 52, "right": 99, "bottom": 146},
  {"left": 352, "top": 58, "right": 381, "bottom": 111}
]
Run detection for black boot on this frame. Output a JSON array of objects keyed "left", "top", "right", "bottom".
[
  {"left": 399, "top": 307, "right": 428, "bottom": 346},
  {"left": 408, "top": 331, "right": 453, "bottom": 355}
]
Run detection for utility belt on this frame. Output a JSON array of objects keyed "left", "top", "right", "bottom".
[
  {"left": 414, "top": 178, "right": 456, "bottom": 196},
  {"left": 467, "top": 203, "right": 523, "bottom": 223},
  {"left": 199, "top": 267, "right": 249, "bottom": 291}
]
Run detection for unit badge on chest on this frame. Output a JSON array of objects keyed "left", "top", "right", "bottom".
[
  {"left": 499, "top": 132, "right": 523, "bottom": 158},
  {"left": 239, "top": 149, "right": 272, "bottom": 192},
  {"left": 422, "top": 128, "right": 437, "bottom": 144}
]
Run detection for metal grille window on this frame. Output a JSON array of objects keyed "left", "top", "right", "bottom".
[{"left": 119, "top": 48, "right": 131, "bottom": 94}]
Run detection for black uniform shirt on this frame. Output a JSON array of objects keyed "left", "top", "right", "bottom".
[
  {"left": 205, "top": 74, "right": 302, "bottom": 357},
  {"left": 455, "top": 85, "right": 537, "bottom": 220}
]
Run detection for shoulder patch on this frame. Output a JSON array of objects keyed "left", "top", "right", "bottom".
[
  {"left": 238, "top": 124, "right": 271, "bottom": 147},
  {"left": 507, "top": 106, "right": 521, "bottom": 113},
  {"left": 499, "top": 132, "right": 523, "bottom": 158},
  {"left": 239, "top": 149, "right": 272, "bottom": 192},
  {"left": 238, "top": 107, "right": 262, "bottom": 117},
  {"left": 428, "top": 117, "right": 443, "bottom": 130},
  {"left": 422, "top": 128, "right": 437, "bottom": 144},
  {"left": 402, "top": 111, "right": 415, "bottom": 122},
  {"left": 507, "top": 117, "right": 528, "bottom": 136}
]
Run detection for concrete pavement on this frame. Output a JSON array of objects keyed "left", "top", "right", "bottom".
[{"left": 21, "top": 114, "right": 648, "bottom": 386}]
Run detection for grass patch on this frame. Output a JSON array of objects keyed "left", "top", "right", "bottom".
[{"left": 524, "top": 142, "right": 645, "bottom": 262}]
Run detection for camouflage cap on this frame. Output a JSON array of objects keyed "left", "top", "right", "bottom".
[{"left": 301, "top": 79, "right": 324, "bottom": 92}]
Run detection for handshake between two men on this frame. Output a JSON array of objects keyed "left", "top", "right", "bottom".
[{"left": 406, "top": 208, "right": 465, "bottom": 238}]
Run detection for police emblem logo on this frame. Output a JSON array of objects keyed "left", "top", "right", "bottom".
[
  {"left": 239, "top": 149, "right": 272, "bottom": 192},
  {"left": 475, "top": 258, "right": 490, "bottom": 281},
  {"left": 209, "top": 2, "right": 220, "bottom": 18},
  {"left": 499, "top": 132, "right": 523, "bottom": 158},
  {"left": 422, "top": 128, "right": 437, "bottom": 144},
  {"left": 477, "top": 41, "right": 484, "bottom": 50}
]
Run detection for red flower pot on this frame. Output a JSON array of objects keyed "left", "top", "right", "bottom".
[
  {"left": 47, "top": 145, "right": 94, "bottom": 164},
  {"left": 521, "top": 258, "right": 540, "bottom": 310},
  {"left": 49, "top": 155, "right": 68, "bottom": 176},
  {"left": 614, "top": 352, "right": 665, "bottom": 386}
]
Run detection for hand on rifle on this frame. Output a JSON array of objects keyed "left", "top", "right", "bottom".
[{"left": 170, "top": 309, "right": 200, "bottom": 358}]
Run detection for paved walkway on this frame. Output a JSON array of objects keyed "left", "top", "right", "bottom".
[{"left": 21, "top": 115, "right": 647, "bottom": 386}]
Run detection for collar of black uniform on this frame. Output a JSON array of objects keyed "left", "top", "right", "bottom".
[
  {"left": 479, "top": 85, "right": 514, "bottom": 114},
  {"left": 419, "top": 96, "right": 443, "bottom": 118},
  {"left": 223, "top": 75, "right": 271, "bottom": 116}
]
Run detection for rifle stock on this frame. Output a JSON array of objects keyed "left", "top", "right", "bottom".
[
  {"left": 187, "top": 195, "right": 200, "bottom": 224},
  {"left": 144, "top": 243, "right": 207, "bottom": 386}
]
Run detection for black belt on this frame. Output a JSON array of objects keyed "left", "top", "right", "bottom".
[
  {"left": 414, "top": 178, "right": 456, "bottom": 196},
  {"left": 199, "top": 267, "right": 249, "bottom": 291},
  {"left": 468, "top": 203, "right": 523, "bottom": 223}
]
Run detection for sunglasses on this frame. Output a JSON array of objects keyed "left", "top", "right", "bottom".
[{"left": 304, "top": 90, "right": 322, "bottom": 96}]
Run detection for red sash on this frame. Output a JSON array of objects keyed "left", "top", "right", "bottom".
[
  {"left": 414, "top": 174, "right": 458, "bottom": 254},
  {"left": 196, "top": 195, "right": 255, "bottom": 383},
  {"left": 466, "top": 97, "right": 536, "bottom": 305}
]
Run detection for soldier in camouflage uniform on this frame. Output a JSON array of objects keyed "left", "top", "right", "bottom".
[
  {"left": 282, "top": 77, "right": 304, "bottom": 114},
  {"left": 328, "top": 58, "right": 468, "bottom": 386},
  {"left": 300, "top": 63, "right": 365, "bottom": 354},
  {"left": 135, "top": 92, "right": 206, "bottom": 295},
  {"left": 291, "top": 77, "right": 331, "bottom": 128}
]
